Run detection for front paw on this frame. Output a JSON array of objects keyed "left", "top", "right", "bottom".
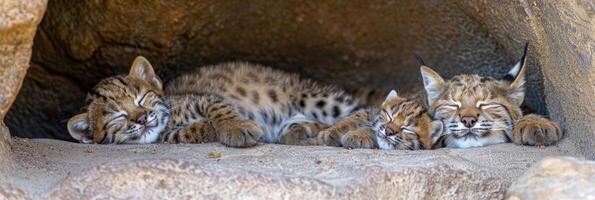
[
  {"left": 175, "top": 121, "right": 217, "bottom": 144},
  {"left": 513, "top": 114, "right": 563, "bottom": 146},
  {"left": 341, "top": 129, "right": 376, "bottom": 149},
  {"left": 317, "top": 130, "right": 341, "bottom": 147},
  {"left": 218, "top": 120, "right": 263, "bottom": 147},
  {"left": 279, "top": 124, "right": 310, "bottom": 145}
]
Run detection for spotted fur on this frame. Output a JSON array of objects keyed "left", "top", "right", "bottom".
[
  {"left": 67, "top": 56, "right": 360, "bottom": 147},
  {"left": 421, "top": 44, "right": 563, "bottom": 148},
  {"left": 318, "top": 90, "right": 443, "bottom": 150}
]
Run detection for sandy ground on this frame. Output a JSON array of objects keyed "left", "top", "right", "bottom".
[{"left": 2, "top": 137, "right": 580, "bottom": 199}]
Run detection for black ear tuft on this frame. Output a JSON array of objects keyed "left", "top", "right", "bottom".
[
  {"left": 413, "top": 52, "right": 426, "bottom": 66},
  {"left": 504, "top": 42, "right": 529, "bottom": 81},
  {"left": 506, "top": 43, "right": 529, "bottom": 106}
]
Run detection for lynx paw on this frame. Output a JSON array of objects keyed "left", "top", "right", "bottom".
[
  {"left": 341, "top": 129, "right": 376, "bottom": 149},
  {"left": 280, "top": 122, "right": 329, "bottom": 145},
  {"left": 513, "top": 114, "right": 563, "bottom": 146},
  {"left": 316, "top": 130, "right": 342, "bottom": 147},
  {"left": 218, "top": 120, "right": 263, "bottom": 147},
  {"left": 176, "top": 122, "right": 216, "bottom": 144}
]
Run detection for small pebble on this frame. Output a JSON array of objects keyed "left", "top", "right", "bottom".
[
  {"left": 85, "top": 147, "right": 96, "bottom": 153},
  {"left": 208, "top": 151, "right": 222, "bottom": 159}
]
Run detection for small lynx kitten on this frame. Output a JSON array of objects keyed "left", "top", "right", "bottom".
[{"left": 67, "top": 57, "right": 362, "bottom": 147}]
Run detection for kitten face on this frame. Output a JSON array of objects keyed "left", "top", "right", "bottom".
[
  {"left": 421, "top": 45, "right": 528, "bottom": 148},
  {"left": 427, "top": 74, "right": 519, "bottom": 147},
  {"left": 374, "top": 90, "right": 442, "bottom": 150},
  {"left": 67, "top": 57, "right": 170, "bottom": 144}
]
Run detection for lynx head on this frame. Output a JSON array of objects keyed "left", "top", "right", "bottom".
[
  {"left": 420, "top": 44, "right": 529, "bottom": 148},
  {"left": 67, "top": 56, "right": 170, "bottom": 144},
  {"left": 374, "top": 90, "right": 444, "bottom": 150}
]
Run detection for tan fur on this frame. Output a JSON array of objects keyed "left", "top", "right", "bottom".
[
  {"left": 318, "top": 91, "right": 442, "bottom": 150},
  {"left": 278, "top": 122, "right": 329, "bottom": 146},
  {"left": 513, "top": 114, "right": 562, "bottom": 145},
  {"left": 375, "top": 94, "right": 441, "bottom": 150},
  {"left": 168, "top": 121, "right": 216, "bottom": 144},
  {"left": 317, "top": 111, "right": 374, "bottom": 147},
  {"left": 161, "top": 94, "right": 262, "bottom": 147},
  {"left": 67, "top": 56, "right": 360, "bottom": 147},
  {"left": 420, "top": 46, "right": 563, "bottom": 148}
]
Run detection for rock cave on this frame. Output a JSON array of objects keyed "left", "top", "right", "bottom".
[{"left": 0, "top": 0, "right": 593, "bottom": 199}]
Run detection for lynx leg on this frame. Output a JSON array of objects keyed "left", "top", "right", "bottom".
[
  {"left": 317, "top": 111, "right": 372, "bottom": 147},
  {"left": 165, "top": 120, "right": 217, "bottom": 144},
  {"left": 180, "top": 95, "right": 264, "bottom": 147}
]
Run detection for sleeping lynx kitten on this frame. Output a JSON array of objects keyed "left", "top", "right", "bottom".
[
  {"left": 319, "top": 44, "right": 563, "bottom": 150},
  {"left": 67, "top": 56, "right": 361, "bottom": 147},
  {"left": 317, "top": 90, "right": 443, "bottom": 150},
  {"left": 421, "top": 44, "right": 563, "bottom": 148}
]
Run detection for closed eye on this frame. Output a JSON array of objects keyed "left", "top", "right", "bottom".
[
  {"left": 479, "top": 103, "right": 503, "bottom": 109},
  {"left": 437, "top": 104, "right": 459, "bottom": 111},
  {"left": 109, "top": 113, "right": 127, "bottom": 123},
  {"left": 401, "top": 127, "right": 416, "bottom": 134},
  {"left": 138, "top": 91, "right": 155, "bottom": 106},
  {"left": 383, "top": 110, "right": 394, "bottom": 122}
]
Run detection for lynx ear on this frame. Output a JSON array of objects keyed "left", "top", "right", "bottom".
[
  {"left": 383, "top": 90, "right": 399, "bottom": 104},
  {"left": 420, "top": 66, "right": 445, "bottom": 106},
  {"left": 129, "top": 56, "right": 162, "bottom": 90},
  {"left": 67, "top": 113, "right": 93, "bottom": 144},
  {"left": 429, "top": 120, "right": 444, "bottom": 145},
  {"left": 506, "top": 43, "right": 528, "bottom": 106}
]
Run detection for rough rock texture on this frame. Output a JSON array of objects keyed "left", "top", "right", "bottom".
[
  {"left": 1, "top": 139, "right": 577, "bottom": 199},
  {"left": 0, "top": 0, "right": 593, "bottom": 199},
  {"left": 0, "top": 0, "right": 47, "bottom": 177},
  {"left": 507, "top": 157, "right": 595, "bottom": 200},
  {"left": 455, "top": 0, "right": 595, "bottom": 161}
]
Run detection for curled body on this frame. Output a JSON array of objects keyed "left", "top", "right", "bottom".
[
  {"left": 318, "top": 90, "right": 443, "bottom": 150},
  {"left": 67, "top": 57, "right": 360, "bottom": 147}
]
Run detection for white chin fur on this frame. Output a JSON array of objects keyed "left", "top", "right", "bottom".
[
  {"left": 447, "top": 136, "right": 508, "bottom": 148},
  {"left": 376, "top": 136, "right": 395, "bottom": 150},
  {"left": 130, "top": 114, "right": 169, "bottom": 144},
  {"left": 137, "top": 125, "right": 164, "bottom": 144}
]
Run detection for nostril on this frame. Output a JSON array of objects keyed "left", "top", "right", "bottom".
[
  {"left": 137, "top": 113, "right": 147, "bottom": 124},
  {"left": 461, "top": 116, "right": 478, "bottom": 128}
]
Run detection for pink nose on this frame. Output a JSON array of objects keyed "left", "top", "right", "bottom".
[
  {"left": 461, "top": 116, "right": 477, "bottom": 128},
  {"left": 136, "top": 113, "right": 147, "bottom": 124}
]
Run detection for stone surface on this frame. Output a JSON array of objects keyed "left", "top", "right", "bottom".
[
  {"left": 1, "top": 139, "right": 577, "bottom": 199},
  {"left": 507, "top": 157, "right": 595, "bottom": 200},
  {"left": 0, "top": 184, "right": 27, "bottom": 200},
  {"left": 0, "top": 0, "right": 592, "bottom": 199},
  {"left": 0, "top": 0, "right": 48, "bottom": 178}
]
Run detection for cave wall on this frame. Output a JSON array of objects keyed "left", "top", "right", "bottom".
[
  {"left": 455, "top": 0, "right": 594, "bottom": 158},
  {"left": 0, "top": 0, "right": 47, "bottom": 177}
]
